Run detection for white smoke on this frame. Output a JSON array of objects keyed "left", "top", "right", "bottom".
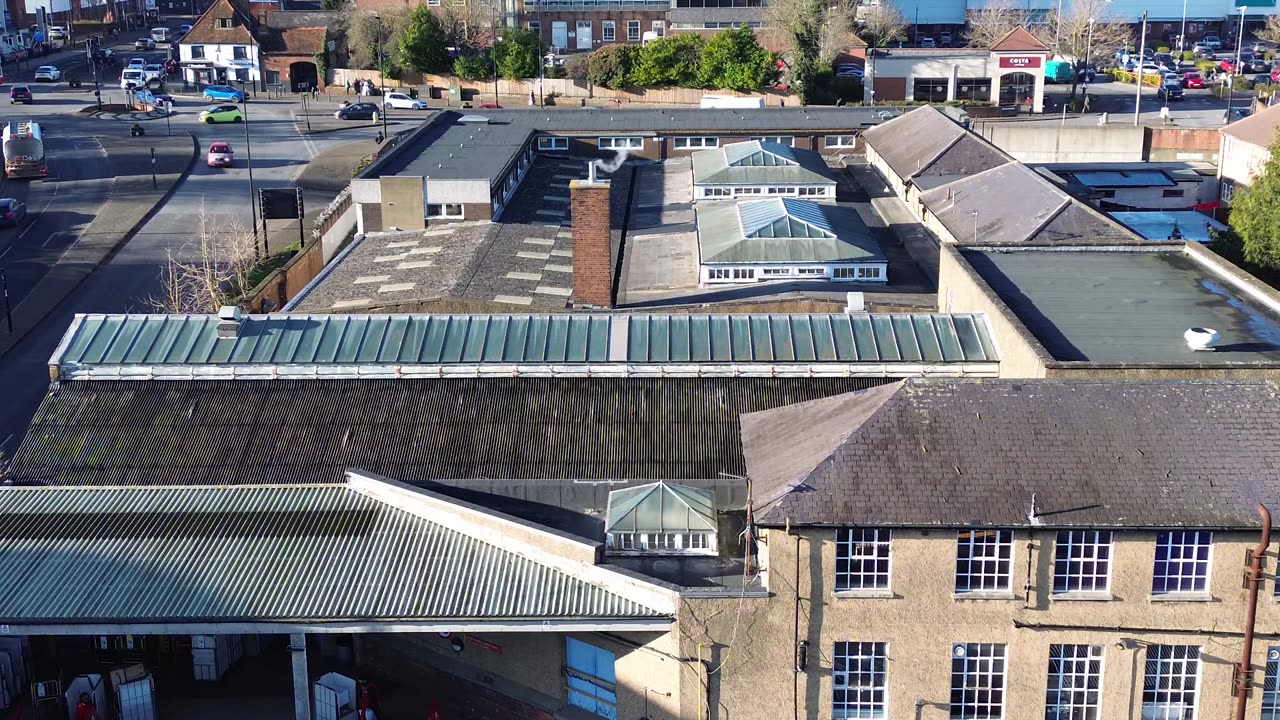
[{"left": 593, "top": 150, "right": 629, "bottom": 174}]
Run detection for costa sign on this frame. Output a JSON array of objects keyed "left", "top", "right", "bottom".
[{"left": 999, "top": 56, "right": 1043, "bottom": 69}]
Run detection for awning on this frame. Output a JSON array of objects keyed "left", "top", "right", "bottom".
[{"left": 0, "top": 472, "right": 675, "bottom": 635}]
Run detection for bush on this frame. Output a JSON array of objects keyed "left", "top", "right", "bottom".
[
  {"left": 453, "top": 53, "right": 490, "bottom": 82},
  {"left": 1235, "top": 75, "right": 1257, "bottom": 91},
  {"left": 587, "top": 44, "right": 638, "bottom": 89},
  {"left": 1267, "top": 50, "right": 1277, "bottom": 61},
  {"left": 1156, "top": 45, "right": 1170, "bottom": 53},
  {"left": 1180, "top": 51, "right": 1197, "bottom": 61},
  {"left": 565, "top": 54, "right": 589, "bottom": 83},
  {"left": 696, "top": 26, "right": 775, "bottom": 92},
  {"left": 630, "top": 33, "right": 703, "bottom": 87},
  {"left": 1196, "top": 60, "right": 1218, "bottom": 74}
]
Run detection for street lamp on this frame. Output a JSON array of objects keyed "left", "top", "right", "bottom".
[
  {"left": 538, "top": 50, "right": 554, "bottom": 107},
  {"left": 1134, "top": 10, "right": 1148, "bottom": 126},
  {"left": 1085, "top": 18, "right": 1095, "bottom": 78},
  {"left": 243, "top": 98, "right": 261, "bottom": 255},
  {"left": 374, "top": 13, "right": 388, "bottom": 137},
  {"left": 1178, "top": 0, "right": 1188, "bottom": 52},
  {"left": 489, "top": 1, "right": 501, "bottom": 107},
  {"left": 1226, "top": 6, "right": 1247, "bottom": 122}
]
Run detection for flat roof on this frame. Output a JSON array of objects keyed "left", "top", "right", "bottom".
[
  {"left": 379, "top": 113, "right": 533, "bottom": 185},
  {"left": 453, "top": 106, "right": 899, "bottom": 134},
  {"left": 1109, "top": 211, "right": 1227, "bottom": 243},
  {"left": 961, "top": 246, "right": 1280, "bottom": 364}
]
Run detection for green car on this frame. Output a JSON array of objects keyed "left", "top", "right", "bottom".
[{"left": 198, "top": 104, "right": 244, "bottom": 123}]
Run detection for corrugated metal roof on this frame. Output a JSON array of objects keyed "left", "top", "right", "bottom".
[
  {"left": 0, "top": 480, "right": 665, "bottom": 625},
  {"left": 606, "top": 482, "right": 717, "bottom": 534},
  {"left": 52, "top": 312, "right": 998, "bottom": 379}
]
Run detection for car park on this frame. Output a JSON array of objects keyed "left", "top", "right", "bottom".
[
  {"left": 199, "top": 104, "right": 244, "bottom": 123},
  {"left": 202, "top": 84, "right": 247, "bottom": 102},
  {"left": 0, "top": 198, "right": 28, "bottom": 227},
  {"left": 33, "top": 65, "right": 59, "bottom": 82},
  {"left": 8, "top": 85, "right": 30, "bottom": 104},
  {"left": 334, "top": 102, "right": 379, "bottom": 120},
  {"left": 1181, "top": 71, "right": 1205, "bottom": 88},
  {"left": 206, "top": 142, "right": 234, "bottom": 167},
  {"left": 134, "top": 37, "right": 155, "bottom": 50},
  {"left": 383, "top": 91, "right": 426, "bottom": 110}
]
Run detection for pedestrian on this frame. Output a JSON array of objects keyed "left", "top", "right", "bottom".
[
  {"left": 345, "top": 78, "right": 352, "bottom": 95},
  {"left": 312, "top": 84, "right": 319, "bottom": 100},
  {"left": 75, "top": 693, "right": 101, "bottom": 720}
]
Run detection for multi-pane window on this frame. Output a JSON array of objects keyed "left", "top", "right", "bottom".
[
  {"left": 835, "top": 529, "right": 891, "bottom": 592},
  {"left": 707, "top": 268, "right": 755, "bottom": 281},
  {"left": 426, "top": 203, "right": 463, "bottom": 218},
  {"left": 955, "top": 78, "right": 992, "bottom": 102},
  {"left": 1052, "top": 530, "right": 1112, "bottom": 594},
  {"left": 537, "top": 136, "right": 568, "bottom": 151},
  {"left": 608, "top": 532, "right": 712, "bottom": 552},
  {"left": 751, "top": 135, "right": 793, "bottom": 145},
  {"left": 824, "top": 135, "right": 857, "bottom": 147},
  {"left": 1142, "top": 645, "right": 1199, "bottom": 720},
  {"left": 950, "top": 643, "right": 1006, "bottom": 719},
  {"left": 1262, "top": 647, "right": 1280, "bottom": 719},
  {"left": 1045, "top": 644, "right": 1103, "bottom": 720},
  {"left": 598, "top": 136, "right": 643, "bottom": 149},
  {"left": 602, "top": 20, "right": 615, "bottom": 41},
  {"left": 528, "top": 20, "right": 540, "bottom": 34},
  {"left": 232, "top": 45, "right": 247, "bottom": 59},
  {"left": 797, "top": 186, "right": 827, "bottom": 196},
  {"left": 1151, "top": 531, "right": 1212, "bottom": 595},
  {"left": 192, "top": 45, "right": 206, "bottom": 58},
  {"left": 955, "top": 530, "right": 1013, "bottom": 594},
  {"left": 627, "top": 20, "right": 640, "bottom": 41},
  {"left": 674, "top": 136, "right": 718, "bottom": 149},
  {"left": 833, "top": 642, "right": 887, "bottom": 719}
]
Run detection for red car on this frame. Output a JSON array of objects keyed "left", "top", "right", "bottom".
[
  {"left": 1181, "top": 71, "right": 1205, "bottom": 88},
  {"left": 1219, "top": 58, "right": 1238, "bottom": 72},
  {"left": 206, "top": 142, "right": 234, "bottom": 168},
  {"left": 1273, "top": 66, "right": 1280, "bottom": 83}
]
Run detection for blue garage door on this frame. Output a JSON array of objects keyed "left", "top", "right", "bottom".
[{"left": 565, "top": 638, "right": 617, "bottom": 720}]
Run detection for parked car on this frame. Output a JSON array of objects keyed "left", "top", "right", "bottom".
[
  {"left": 33, "top": 65, "right": 60, "bottom": 81},
  {"left": 1161, "top": 72, "right": 1182, "bottom": 85},
  {"left": 1272, "top": 65, "right": 1280, "bottom": 83},
  {"left": 128, "top": 57, "right": 146, "bottom": 68},
  {"left": 47, "top": 26, "right": 66, "bottom": 40},
  {"left": 1192, "top": 42, "right": 1216, "bottom": 58},
  {"left": 1201, "top": 34, "right": 1222, "bottom": 50},
  {"left": 202, "top": 84, "right": 246, "bottom": 103},
  {"left": 134, "top": 37, "right": 155, "bottom": 50},
  {"left": 142, "top": 64, "right": 164, "bottom": 81},
  {"left": 1245, "top": 57, "right": 1271, "bottom": 73},
  {"left": 918, "top": 36, "right": 935, "bottom": 48},
  {"left": 938, "top": 31, "right": 953, "bottom": 47},
  {"left": 1255, "top": 73, "right": 1275, "bottom": 85},
  {"left": 382, "top": 91, "right": 426, "bottom": 110},
  {"left": 9, "top": 85, "right": 31, "bottom": 104},
  {"left": 1154, "top": 52, "right": 1177, "bottom": 71},
  {"left": 206, "top": 142, "right": 234, "bottom": 167},
  {"left": 1157, "top": 81, "right": 1184, "bottom": 100},
  {"left": 0, "top": 198, "right": 28, "bottom": 227},
  {"left": 94, "top": 48, "right": 117, "bottom": 65},
  {"left": 1181, "top": 71, "right": 1205, "bottom": 88},
  {"left": 334, "top": 102, "right": 379, "bottom": 120},
  {"left": 835, "top": 63, "right": 864, "bottom": 78},
  {"left": 179, "top": 23, "right": 192, "bottom": 33},
  {"left": 1219, "top": 57, "right": 1241, "bottom": 72},
  {"left": 119, "top": 68, "right": 144, "bottom": 89},
  {"left": 198, "top": 104, "right": 244, "bottom": 123},
  {"left": 1251, "top": 40, "right": 1277, "bottom": 53}
]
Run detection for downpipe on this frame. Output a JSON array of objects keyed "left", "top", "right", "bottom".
[{"left": 1236, "top": 503, "right": 1271, "bottom": 720}]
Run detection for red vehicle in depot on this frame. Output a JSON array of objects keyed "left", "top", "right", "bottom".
[{"left": 1181, "top": 71, "right": 1205, "bottom": 88}]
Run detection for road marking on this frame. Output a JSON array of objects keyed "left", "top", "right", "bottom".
[
  {"left": 41, "top": 231, "right": 70, "bottom": 248},
  {"left": 17, "top": 180, "right": 62, "bottom": 241}
]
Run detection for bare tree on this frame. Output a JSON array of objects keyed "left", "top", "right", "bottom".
[
  {"left": 1256, "top": 15, "right": 1280, "bottom": 45},
  {"left": 964, "top": 0, "right": 1029, "bottom": 48},
  {"left": 437, "top": 0, "right": 492, "bottom": 48},
  {"left": 150, "top": 209, "right": 259, "bottom": 314},
  {"left": 858, "top": 2, "right": 908, "bottom": 49},
  {"left": 818, "top": 0, "right": 859, "bottom": 64},
  {"left": 1040, "top": 0, "right": 1131, "bottom": 95}
]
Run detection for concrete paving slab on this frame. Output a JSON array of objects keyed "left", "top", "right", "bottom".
[
  {"left": 545, "top": 264, "right": 572, "bottom": 273},
  {"left": 332, "top": 298, "right": 372, "bottom": 308},
  {"left": 517, "top": 250, "right": 551, "bottom": 260},
  {"left": 507, "top": 271, "right": 543, "bottom": 281},
  {"left": 379, "top": 282, "right": 416, "bottom": 292},
  {"left": 523, "top": 237, "right": 555, "bottom": 246},
  {"left": 494, "top": 294, "right": 534, "bottom": 305},
  {"left": 353, "top": 275, "right": 391, "bottom": 284},
  {"left": 533, "top": 285, "right": 572, "bottom": 296},
  {"left": 550, "top": 249, "right": 573, "bottom": 257},
  {"left": 397, "top": 260, "right": 434, "bottom": 270}
]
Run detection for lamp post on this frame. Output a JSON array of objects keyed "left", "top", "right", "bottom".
[
  {"left": 1054, "top": 0, "right": 1064, "bottom": 54},
  {"left": 1134, "top": 10, "right": 1147, "bottom": 126},
  {"left": 243, "top": 98, "right": 260, "bottom": 255},
  {"left": 1178, "top": 0, "right": 1188, "bottom": 52},
  {"left": 490, "top": 1, "right": 500, "bottom": 106},
  {"left": 1085, "top": 17, "right": 1095, "bottom": 79},
  {"left": 538, "top": 50, "right": 553, "bottom": 107},
  {"left": 1226, "top": 6, "right": 1246, "bottom": 122},
  {"left": 374, "top": 13, "right": 387, "bottom": 137}
]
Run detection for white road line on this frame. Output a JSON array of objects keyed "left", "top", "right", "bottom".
[{"left": 17, "top": 180, "right": 61, "bottom": 241}]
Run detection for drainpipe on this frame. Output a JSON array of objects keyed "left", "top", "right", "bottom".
[{"left": 1235, "top": 503, "right": 1271, "bottom": 720}]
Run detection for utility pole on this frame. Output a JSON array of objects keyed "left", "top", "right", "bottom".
[
  {"left": 243, "top": 98, "right": 260, "bottom": 255},
  {"left": 1133, "top": 10, "right": 1147, "bottom": 126},
  {"left": 1227, "top": 6, "right": 1247, "bottom": 122},
  {"left": 374, "top": 14, "right": 387, "bottom": 137}
]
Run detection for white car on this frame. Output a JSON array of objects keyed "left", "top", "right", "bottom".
[
  {"left": 33, "top": 65, "right": 60, "bottom": 82},
  {"left": 128, "top": 57, "right": 146, "bottom": 68},
  {"left": 383, "top": 91, "right": 426, "bottom": 110},
  {"left": 143, "top": 64, "right": 164, "bottom": 81},
  {"left": 47, "top": 26, "right": 66, "bottom": 39},
  {"left": 119, "top": 68, "right": 144, "bottom": 89}
]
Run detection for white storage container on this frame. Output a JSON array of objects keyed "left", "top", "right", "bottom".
[
  {"left": 313, "top": 672, "right": 358, "bottom": 720},
  {"left": 117, "top": 675, "right": 156, "bottom": 720},
  {"left": 65, "top": 674, "right": 107, "bottom": 720},
  {"left": 191, "top": 634, "right": 244, "bottom": 681}
]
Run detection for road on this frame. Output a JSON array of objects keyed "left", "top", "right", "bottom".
[{"left": 0, "top": 37, "right": 401, "bottom": 460}]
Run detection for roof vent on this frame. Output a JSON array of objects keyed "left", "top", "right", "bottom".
[
  {"left": 217, "top": 306, "right": 242, "bottom": 338},
  {"left": 845, "top": 291, "right": 865, "bottom": 313},
  {"left": 1184, "top": 327, "right": 1219, "bottom": 351},
  {"left": 458, "top": 114, "right": 491, "bottom": 124}
]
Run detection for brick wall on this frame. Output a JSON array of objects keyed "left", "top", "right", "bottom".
[
  {"left": 570, "top": 178, "right": 614, "bottom": 308},
  {"left": 246, "top": 239, "right": 326, "bottom": 312}
]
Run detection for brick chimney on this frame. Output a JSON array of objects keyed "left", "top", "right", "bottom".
[{"left": 570, "top": 170, "right": 614, "bottom": 308}]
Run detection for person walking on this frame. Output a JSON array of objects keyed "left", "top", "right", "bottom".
[{"left": 311, "top": 84, "right": 318, "bottom": 100}]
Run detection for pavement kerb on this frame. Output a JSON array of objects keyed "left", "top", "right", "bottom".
[{"left": 0, "top": 132, "right": 199, "bottom": 361}]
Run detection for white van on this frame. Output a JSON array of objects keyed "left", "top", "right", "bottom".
[
  {"left": 120, "top": 68, "right": 144, "bottom": 89},
  {"left": 150, "top": 27, "right": 170, "bottom": 42}
]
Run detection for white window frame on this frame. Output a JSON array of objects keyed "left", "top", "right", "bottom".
[
  {"left": 1053, "top": 530, "right": 1112, "bottom": 596},
  {"left": 706, "top": 267, "right": 755, "bottom": 282},
  {"left": 598, "top": 136, "right": 643, "bottom": 149},
  {"left": 425, "top": 203, "right": 464, "bottom": 219},
  {"left": 1142, "top": 645, "right": 1200, "bottom": 720},
  {"left": 797, "top": 186, "right": 828, "bottom": 197},
  {"left": 732, "top": 187, "right": 763, "bottom": 196},
  {"left": 1262, "top": 647, "right": 1280, "bottom": 720},
  {"left": 954, "top": 529, "right": 1013, "bottom": 595},
  {"left": 833, "top": 642, "right": 887, "bottom": 719},
  {"left": 537, "top": 136, "right": 569, "bottom": 151},
  {"left": 627, "top": 20, "right": 640, "bottom": 41},
  {"left": 751, "top": 135, "right": 793, "bottom": 145},
  {"left": 608, "top": 531, "right": 712, "bottom": 553},
  {"left": 1045, "top": 644, "right": 1104, "bottom": 720},
  {"left": 1151, "top": 530, "right": 1212, "bottom": 596},
  {"left": 529, "top": 19, "right": 540, "bottom": 33},
  {"left": 674, "top": 136, "right": 718, "bottom": 149},
  {"left": 766, "top": 186, "right": 796, "bottom": 195},
  {"left": 857, "top": 266, "right": 881, "bottom": 279},
  {"left": 950, "top": 644, "right": 1007, "bottom": 719},
  {"left": 602, "top": 20, "right": 615, "bottom": 41},
  {"left": 835, "top": 529, "right": 891, "bottom": 593},
  {"left": 796, "top": 267, "right": 826, "bottom": 276},
  {"left": 703, "top": 187, "right": 731, "bottom": 198},
  {"left": 825, "top": 135, "right": 857, "bottom": 148}
]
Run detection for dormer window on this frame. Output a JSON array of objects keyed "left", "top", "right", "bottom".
[
  {"left": 216, "top": 18, "right": 232, "bottom": 28},
  {"left": 605, "top": 481, "right": 717, "bottom": 556}
]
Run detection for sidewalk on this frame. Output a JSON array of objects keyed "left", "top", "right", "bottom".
[
  {"left": 0, "top": 134, "right": 197, "bottom": 359},
  {"left": 845, "top": 159, "right": 941, "bottom": 285}
]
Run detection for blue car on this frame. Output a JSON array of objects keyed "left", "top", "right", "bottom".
[{"left": 202, "top": 84, "right": 246, "bottom": 103}]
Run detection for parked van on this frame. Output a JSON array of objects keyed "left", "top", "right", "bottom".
[
  {"left": 1045, "top": 60, "right": 1074, "bottom": 83},
  {"left": 119, "top": 68, "right": 144, "bottom": 89},
  {"left": 150, "top": 27, "right": 170, "bottom": 42}
]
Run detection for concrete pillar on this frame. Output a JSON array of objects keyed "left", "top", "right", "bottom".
[
  {"left": 290, "top": 633, "right": 311, "bottom": 720},
  {"left": 947, "top": 64, "right": 958, "bottom": 101}
]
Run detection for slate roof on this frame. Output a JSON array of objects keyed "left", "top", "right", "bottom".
[
  {"left": 913, "top": 133, "right": 1010, "bottom": 179},
  {"left": 862, "top": 107, "right": 967, "bottom": 181},
  {"left": 919, "top": 162, "right": 1068, "bottom": 243},
  {"left": 989, "top": 27, "right": 1050, "bottom": 53},
  {"left": 743, "top": 379, "right": 1280, "bottom": 528},
  {"left": 181, "top": 0, "right": 256, "bottom": 46},
  {"left": 8, "top": 377, "right": 886, "bottom": 486},
  {"left": 690, "top": 140, "right": 836, "bottom": 187},
  {"left": 0, "top": 473, "right": 668, "bottom": 626},
  {"left": 1220, "top": 101, "right": 1280, "bottom": 148},
  {"left": 262, "top": 26, "right": 325, "bottom": 55},
  {"left": 697, "top": 199, "right": 885, "bottom": 264}
]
